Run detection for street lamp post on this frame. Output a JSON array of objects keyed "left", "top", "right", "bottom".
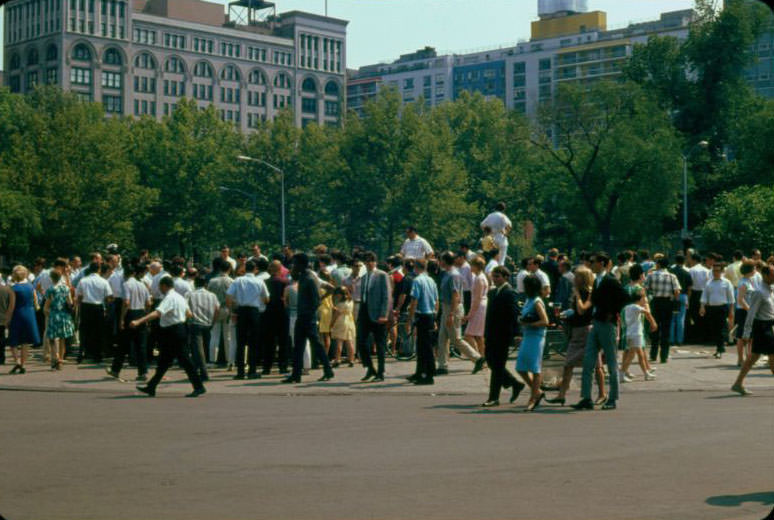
[
  {"left": 238, "top": 155, "right": 286, "bottom": 246},
  {"left": 681, "top": 140, "right": 709, "bottom": 241}
]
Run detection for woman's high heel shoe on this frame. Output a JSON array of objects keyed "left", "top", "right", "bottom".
[
  {"left": 526, "top": 392, "right": 545, "bottom": 412},
  {"left": 10, "top": 364, "right": 20, "bottom": 374}
]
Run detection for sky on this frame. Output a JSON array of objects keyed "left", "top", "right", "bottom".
[{"left": 0, "top": 0, "right": 697, "bottom": 69}]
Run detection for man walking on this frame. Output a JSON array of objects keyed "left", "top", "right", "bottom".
[
  {"left": 186, "top": 276, "right": 219, "bottom": 382},
  {"left": 226, "top": 260, "right": 269, "bottom": 380},
  {"left": 132, "top": 276, "right": 206, "bottom": 398},
  {"left": 481, "top": 266, "right": 525, "bottom": 407},
  {"left": 356, "top": 252, "right": 392, "bottom": 382},
  {"left": 436, "top": 252, "right": 486, "bottom": 375},
  {"left": 572, "top": 252, "right": 627, "bottom": 411},
  {"left": 406, "top": 259, "right": 439, "bottom": 385},
  {"left": 644, "top": 256, "right": 681, "bottom": 363}
]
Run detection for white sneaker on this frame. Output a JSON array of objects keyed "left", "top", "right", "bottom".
[
  {"left": 621, "top": 373, "right": 633, "bottom": 383},
  {"left": 645, "top": 373, "right": 656, "bottom": 381}
]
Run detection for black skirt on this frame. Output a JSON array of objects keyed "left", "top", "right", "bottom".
[{"left": 751, "top": 319, "right": 774, "bottom": 355}]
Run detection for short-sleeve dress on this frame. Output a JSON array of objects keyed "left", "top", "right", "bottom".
[
  {"left": 46, "top": 284, "right": 75, "bottom": 339},
  {"left": 465, "top": 273, "right": 489, "bottom": 337},
  {"left": 318, "top": 292, "right": 334, "bottom": 334},
  {"left": 8, "top": 282, "right": 41, "bottom": 347},
  {"left": 515, "top": 297, "right": 546, "bottom": 374},
  {"left": 331, "top": 300, "right": 356, "bottom": 342}
]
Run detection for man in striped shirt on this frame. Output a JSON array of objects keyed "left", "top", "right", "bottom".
[{"left": 644, "top": 256, "right": 681, "bottom": 363}]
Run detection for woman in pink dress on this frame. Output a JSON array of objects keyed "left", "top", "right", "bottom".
[{"left": 464, "top": 256, "right": 490, "bottom": 356}]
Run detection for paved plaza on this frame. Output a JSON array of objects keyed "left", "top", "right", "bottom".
[{"left": 1, "top": 347, "right": 774, "bottom": 520}]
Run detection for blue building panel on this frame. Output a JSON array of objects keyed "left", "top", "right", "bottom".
[{"left": 452, "top": 60, "right": 506, "bottom": 101}]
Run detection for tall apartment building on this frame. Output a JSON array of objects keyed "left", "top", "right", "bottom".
[
  {"left": 347, "top": 0, "right": 692, "bottom": 117},
  {"left": 3, "top": 0, "right": 348, "bottom": 131}
]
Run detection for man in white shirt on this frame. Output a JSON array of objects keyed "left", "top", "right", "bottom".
[
  {"left": 226, "top": 260, "right": 270, "bottom": 380},
  {"left": 481, "top": 202, "right": 512, "bottom": 266},
  {"left": 186, "top": 277, "right": 219, "bottom": 382},
  {"left": 724, "top": 250, "right": 744, "bottom": 288},
  {"left": 526, "top": 256, "right": 551, "bottom": 299},
  {"left": 131, "top": 276, "right": 206, "bottom": 398},
  {"left": 170, "top": 265, "right": 193, "bottom": 297},
  {"left": 248, "top": 243, "right": 268, "bottom": 264},
  {"left": 688, "top": 254, "right": 712, "bottom": 343},
  {"left": 106, "top": 254, "right": 125, "bottom": 352},
  {"left": 107, "top": 263, "right": 151, "bottom": 381},
  {"left": 219, "top": 245, "right": 238, "bottom": 273},
  {"left": 700, "top": 263, "right": 735, "bottom": 359},
  {"left": 455, "top": 252, "right": 474, "bottom": 315},
  {"left": 400, "top": 226, "right": 434, "bottom": 260},
  {"left": 75, "top": 262, "right": 113, "bottom": 363}
]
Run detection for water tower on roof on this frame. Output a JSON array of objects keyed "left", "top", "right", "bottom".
[
  {"left": 538, "top": 0, "right": 589, "bottom": 18},
  {"left": 228, "top": 0, "right": 277, "bottom": 26}
]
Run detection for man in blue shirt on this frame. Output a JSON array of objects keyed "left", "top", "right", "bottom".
[
  {"left": 406, "top": 259, "right": 439, "bottom": 385},
  {"left": 226, "top": 260, "right": 269, "bottom": 380}
]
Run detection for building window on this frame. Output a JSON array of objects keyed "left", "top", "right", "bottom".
[
  {"left": 164, "top": 33, "right": 186, "bottom": 49},
  {"left": 27, "top": 48, "right": 40, "bottom": 66},
  {"left": 70, "top": 67, "right": 92, "bottom": 85},
  {"left": 26, "top": 71, "right": 39, "bottom": 88},
  {"left": 274, "top": 73, "right": 291, "bottom": 89},
  {"left": 220, "top": 65, "right": 240, "bottom": 82},
  {"left": 249, "top": 70, "right": 266, "bottom": 85},
  {"left": 403, "top": 78, "right": 414, "bottom": 90},
  {"left": 194, "top": 62, "right": 213, "bottom": 78},
  {"left": 539, "top": 58, "right": 552, "bottom": 71},
  {"left": 104, "top": 48, "right": 122, "bottom": 65},
  {"left": 75, "top": 92, "right": 92, "bottom": 103},
  {"left": 134, "top": 76, "right": 156, "bottom": 93},
  {"left": 72, "top": 44, "right": 91, "bottom": 61},
  {"left": 10, "top": 54, "right": 21, "bottom": 71},
  {"left": 165, "top": 57, "right": 184, "bottom": 74},
  {"left": 9, "top": 76, "right": 21, "bottom": 93},
  {"left": 324, "top": 101, "right": 338, "bottom": 117},
  {"left": 301, "top": 97, "right": 317, "bottom": 114},
  {"left": 46, "top": 44, "right": 58, "bottom": 61},
  {"left": 103, "top": 94, "right": 122, "bottom": 113},
  {"left": 134, "top": 53, "right": 156, "bottom": 69},
  {"left": 101, "top": 71, "right": 122, "bottom": 89},
  {"left": 46, "top": 68, "right": 58, "bottom": 84},
  {"left": 302, "top": 77, "right": 316, "bottom": 93}
]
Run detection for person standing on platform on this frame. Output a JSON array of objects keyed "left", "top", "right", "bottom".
[{"left": 480, "top": 202, "right": 512, "bottom": 267}]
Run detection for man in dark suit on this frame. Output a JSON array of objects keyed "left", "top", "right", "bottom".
[
  {"left": 357, "top": 251, "right": 392, "bottom": 382},
  {"left": 482, "top": 266, "right": 526, "bottom": 407},
  {"left": 572, "top": 252, "right": 628, "bottom": 411}
]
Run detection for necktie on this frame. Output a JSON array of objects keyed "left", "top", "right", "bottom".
[{"left": 362, "top": 273, "right": 371, "bottom": 303}]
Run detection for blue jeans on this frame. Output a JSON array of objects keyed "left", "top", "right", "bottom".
[
  {"left": 581, "top": 320, "right": 619, "bottom": 402},
  {"left": 670, "top": 294, "right": 688, "bottom": 345}
]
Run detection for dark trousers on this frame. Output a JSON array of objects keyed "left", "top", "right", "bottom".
[
  {"left": 292, "top": 316, "right": 332, "bottom": 379},
  {"left": 111, "top": 309, "right": 147, "bottom": 376},
  {"left": 357, "top": 303, "right": 387, "bottom": 377},
  {"left": 236, "top": 307, "right": 261, "bottom": 375},
  {"left": 148, "top": 298, "right": 162, "bottom": 361},
  {"left": 414, "top": 314, "right": 435, "bottom": 380},
  {"left": 463, "top": 291, "right": 472, "bottom": 315},
  {"left": 187, "top": 323, "right": 210, "bottom": 381},
  {"left": 687, "top": 290, "right": 704, "bottom": 343},
  {"left": 35, "top": 308, "right": 45, "bottom": 347},
  {"left": 486, "top": 339, "right": 519, "bottom": 402},
  {"left": 107, "top": 299, "right": 123, "bottom": 350},
  {"left": 706, "top": 305, "right": 729, "bottom": 354},
  {"left": 0, "top": 325, "right": 5, "bottom": 364},
  {"left": 261, "top": 311, "right": 288, "bottom": 373},
  {"left": 650, "top": 297, "right": 674, "bottom": 362},
  {"left": 147, "top": 323, "right": 204, "bottom": 392},
  {"left": 79, "top": 303, "right": 105, "bottom": 362}
]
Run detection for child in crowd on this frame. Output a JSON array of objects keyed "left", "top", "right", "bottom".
[
  {"left": 329, "top": 287, "right": 356, "bottom": 368},
  {"left": 620, "top": 288, "right": 658, "bottom": 382}
]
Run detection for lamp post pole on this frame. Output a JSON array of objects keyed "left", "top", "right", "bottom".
[
  {"left": 237, "top": 155, "right": 286, "bottom": 246},
  {"left": 680, "top": 140, "right": 709, "bottom": 242}
]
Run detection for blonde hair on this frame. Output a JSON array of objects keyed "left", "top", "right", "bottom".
[
  {"left": 470, "top": 256, "right": 486, "bottom": 271},
  {"left": 11, "top": 265, "right": 29, "bottom": 282},
  {"left": 574, "top": 266, "right": 594, "bottom": 293}
]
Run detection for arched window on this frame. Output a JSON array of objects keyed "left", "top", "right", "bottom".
[
  {"left": 165, "top": 57, "right": 184, "bottom": 74},
  {"left": 324, "top": 80, "right": 339, "bottom": 97},
  {"left": 302, "top": 77, "right": 316, "bottom": 93},
  {"left": 9, "top": 54, "right": 20, "bottom": 70},
  {"left": 274, "top": 72, "right": 291, "bottom": 89},
  {"left": 27, "top": 48, "right": 39, "bottom": 66},
  {"left": 134, "top": 53, "right": 156, "bottom": 70},
  {"left": 46, "top": 44, "right": 57, "bottom": 62},
  {"left": 193, "top": 61, "right": 213, "bottom": 78},
  {"left": 72, "top": 44, "right": 92, "bottom": 61},
  {"left": 104, "top": 48, "right": 122, "bottom": 66},
  {"left": 249, "top": 69, "right": 266, "bottom": 85},
  {"left": 220, "top": 64, "right": 240, "bottom": 82}
]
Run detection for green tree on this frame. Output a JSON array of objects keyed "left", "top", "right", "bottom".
[
  {"left": 532, "top": 81, "right": 684, "bottom": 249},
  {"left": 701, "top": 185, "right": 774, "bottom": 254}
]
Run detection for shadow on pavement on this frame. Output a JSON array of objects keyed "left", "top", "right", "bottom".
[{"left": 706, "top": 491, "right": 774, "bottom": 508}]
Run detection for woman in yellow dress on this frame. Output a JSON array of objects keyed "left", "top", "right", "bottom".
[
  {"left": 330, "top": 287, "right": 356, "bottom": 367},
  {"left": 317, "top": 270, "right": 335, "bottom": 361}
]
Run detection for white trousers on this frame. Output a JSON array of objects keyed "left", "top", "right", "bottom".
[
  {"left": 494, "top": 233, "right": 508, "bottom": 266},
  {"left": 289, "top": 315, "right": 311, "bottom": 369},
  {"left": 209, "top": 318, "right": 237, "bottom": 364}
]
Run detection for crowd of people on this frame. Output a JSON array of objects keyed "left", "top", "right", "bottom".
[{"left": 1, "top": 202, "right": 772, "bottom": 408}]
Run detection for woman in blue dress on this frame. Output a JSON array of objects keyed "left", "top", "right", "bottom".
[
  {"left": 8, "top": 265, "right": 40, "bottom": 374},
  {"left": 516, "top": 274, "right": 549, "bottom": 412}
]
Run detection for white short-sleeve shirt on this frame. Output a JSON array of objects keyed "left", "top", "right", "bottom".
[{"left": 157, "top": 289, "right": 188, "bottom": 327}]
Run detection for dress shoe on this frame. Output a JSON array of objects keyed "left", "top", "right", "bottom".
[
  {"left": 281, "top": 376, "right": 300, "bottom": 384},
  {"left": 570, "top": 398, "right": 594, "bottom": 410},
  {"left": 545, "top": 395, "right": 566, "bottom": 406},
  {"left": 261, "top": 369, "right": 271, "bottom": 376},
  {"left": 105, "top": 368, "right": 122, "bottom": 380},
  {"left": 360, "top": 372, "right": 375, "bottom": 382},
  {"left": 405, "top": 374, "right": 419, "bottom": 382},
  {"left": 601, "top": 400, "right": 617, "bottom": 410},
  {"left": 472, "top": 357, "right": 486, "bottom": 375},
  {"left": 481, "top": 400, "right": 500, "bottom": 408},
  {"left": 233, "top": 374, "right": 246, "bottom": 380},
  {"left": 509, "top": 381, "right": 526, "bottom": 404},
  {"left": 413, "top": 378, "right": 434, "bottom": 385},
  {"left": 136, "top": 375, "right": 147, "bottom": 382},
  {"left": 18, "top": 366, "right": 26, "bottom": 374},
  {"left": 372, "top": 375, "right": 385, "bottom": 382},
  {"left": 435, "top": 367, "right": 449, "bottom": 375},
  {"left": 713, "top": 352, "right": 722, "bottom": 359},
  {"left": 186, "top": 388, "right": 206, "bottom": 398},
  {"left": 136, "top": 385, "right": 155, "bottom": 397},
  {"left": 317, "top": 373, "right": 334, "bottom": 382},
  {"left": 731, "top": 384, "right": 752, "bottom": 396},
  {"left": 525, "top": 392, "right": 545, "bottom": 412},
  {"left": 247, "top": 372, "right": 261, "bottom": 380},
  {"left": 279, "top": 367, "right": 289, "bottom": 374}
]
